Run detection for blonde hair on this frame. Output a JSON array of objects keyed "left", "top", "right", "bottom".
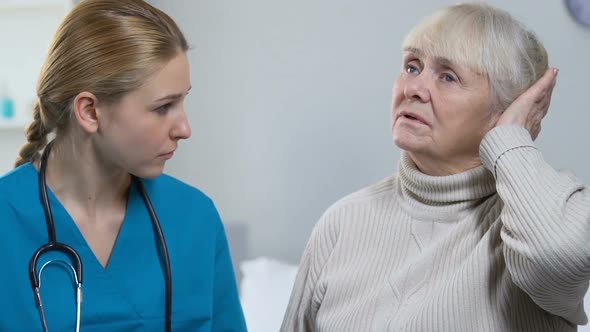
[
  {"left": 15, "top": 0, "right": 189, "bottom": 167},
  {"left": 402, "top": 3, "right": 548, "bottom": 111}
]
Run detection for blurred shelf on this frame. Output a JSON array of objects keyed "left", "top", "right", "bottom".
[
  {"left": 0, "top": 0, "right": 71, "bottom": 132},
  {"left": 0, "top": 119, "right": 27, "bottom": 130}
]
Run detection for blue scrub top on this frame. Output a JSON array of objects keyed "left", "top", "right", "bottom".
[{"left": 0, "top": 163, "right": 247, "bottom": 331}]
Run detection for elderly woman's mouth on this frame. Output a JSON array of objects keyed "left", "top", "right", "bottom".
[{"left": 399, "top": 111, "right": 430, "bottom": 126}]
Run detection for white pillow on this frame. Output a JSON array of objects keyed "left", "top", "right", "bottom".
[{"left": 239, "top": 257, "right": 299, "bottom": 332}]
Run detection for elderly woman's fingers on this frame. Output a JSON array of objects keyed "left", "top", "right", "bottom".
[
  {"left": 525, "top": 68, "right": 557, "bottom": 130},
  {"left": 493, "top": 67, "right": 558, "bottom": 137},
  {"left": 537, "top": 74, "right": 556, "bottom": 119},
  {"left": 539, "top": 94, "right": 551, "bottom": 116},
  {"left": 532, "top": 68, "right": 559, "bottom": 103},
  {"left": 542, "top": 72, "right": 557, "bottom": 108}
]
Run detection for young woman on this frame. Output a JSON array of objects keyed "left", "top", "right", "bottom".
[{"left": 0, "top": 1, "right": 246, "bottom": 331}]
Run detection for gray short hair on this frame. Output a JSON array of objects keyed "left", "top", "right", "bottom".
[{"left": 402, "top": 3, "right": 548, "bottom": 111}]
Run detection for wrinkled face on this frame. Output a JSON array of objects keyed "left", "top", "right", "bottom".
[
  {"left": 391, "top": 47, "right": 500, "bottom": 166},
  {"left": 95, "top": 52, "right": 192, "bottom": 178}
]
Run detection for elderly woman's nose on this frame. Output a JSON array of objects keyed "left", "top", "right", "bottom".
[{"left": 403, "top": 74, "right": 430, "bottom": 102}]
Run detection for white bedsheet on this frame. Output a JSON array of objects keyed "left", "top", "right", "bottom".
[{"left": 240, "top": 257, "right": 298, "bottom": 332}]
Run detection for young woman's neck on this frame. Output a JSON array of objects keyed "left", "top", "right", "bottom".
[{"left": 40, "top": 137, "right": 131, "bottom": 218}]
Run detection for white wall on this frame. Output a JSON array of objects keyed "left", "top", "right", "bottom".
[
  {"left": 148, "top": 0, "right": 590, "bottom": 264},
  {"left": 0, "top": 2, "right": 71, "bottom": 173}
]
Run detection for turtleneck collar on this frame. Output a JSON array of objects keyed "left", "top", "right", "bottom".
[{"left": 396, "top": 153, "right": 497, "bottom": 220}]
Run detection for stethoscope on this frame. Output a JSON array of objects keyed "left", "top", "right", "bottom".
[{"left": 29, "top": 141, "right": 173, "bottom": 332}]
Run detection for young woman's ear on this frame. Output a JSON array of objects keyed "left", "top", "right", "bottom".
[{"left": 72, "top": 91, "right": 100, "bottom": 133}]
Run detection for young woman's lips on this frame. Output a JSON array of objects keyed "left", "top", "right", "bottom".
[{"left": 160, "top": 151, "right": 174, "bottom": 160}]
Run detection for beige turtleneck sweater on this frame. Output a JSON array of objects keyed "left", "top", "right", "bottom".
[{"left": 280, "top": 125, "right": 590, "bottom": 332}]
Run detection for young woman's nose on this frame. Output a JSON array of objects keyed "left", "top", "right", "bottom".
[{"left": 171, "top": 110, "right": 191, "bottom": 140}]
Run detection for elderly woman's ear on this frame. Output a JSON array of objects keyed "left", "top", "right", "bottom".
[{"left": 495, "top": 68, "right": 559, "bottom": 140}]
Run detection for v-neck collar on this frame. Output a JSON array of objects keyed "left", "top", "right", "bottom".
[
  {"left": 26, "top": 162, "right": 139, "bottom": 273},
  {"left": 48, "top": 182, "right": 139, "bottom": 273}
]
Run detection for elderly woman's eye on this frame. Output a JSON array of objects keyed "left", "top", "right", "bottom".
[
  {"left": 443, "top": 73, "right": 457, "bottom": 82},
  {"left": 406, "top": 65, "right": 419, "bottom": 74}
]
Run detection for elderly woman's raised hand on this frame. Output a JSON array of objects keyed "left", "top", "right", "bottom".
[{"left": 495, "top": 68, "right": 558, "bottom": 140}]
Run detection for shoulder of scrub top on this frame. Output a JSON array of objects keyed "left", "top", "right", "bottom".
[
  {"left": 138, "top": 172, "right": 220, "bottom": 215},
  {"left": 0, "top": 162, "right": 38, "bottom": 199},
  {"left": 139, "top": 173, "right": 227, "bottom": 238}
]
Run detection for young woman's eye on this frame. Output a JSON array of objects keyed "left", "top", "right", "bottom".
[{"left": 156, "top": 103, "right": 173, "bottom": 114}]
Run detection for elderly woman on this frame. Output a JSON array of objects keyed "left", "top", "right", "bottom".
[{"left": 280, "top": 3, "right": 589, "bottom": 332}]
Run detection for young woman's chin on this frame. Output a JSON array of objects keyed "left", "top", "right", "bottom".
[{"left": 132, "top": 164, "right": 166, "bottom": 179}]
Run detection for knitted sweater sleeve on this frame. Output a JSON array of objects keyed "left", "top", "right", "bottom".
[
  {"left": 280, "top": 209, "right": 340, "bottom": 332},
  {"left": 480, "top": 125, "right": 590, "bottom": 325}
]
